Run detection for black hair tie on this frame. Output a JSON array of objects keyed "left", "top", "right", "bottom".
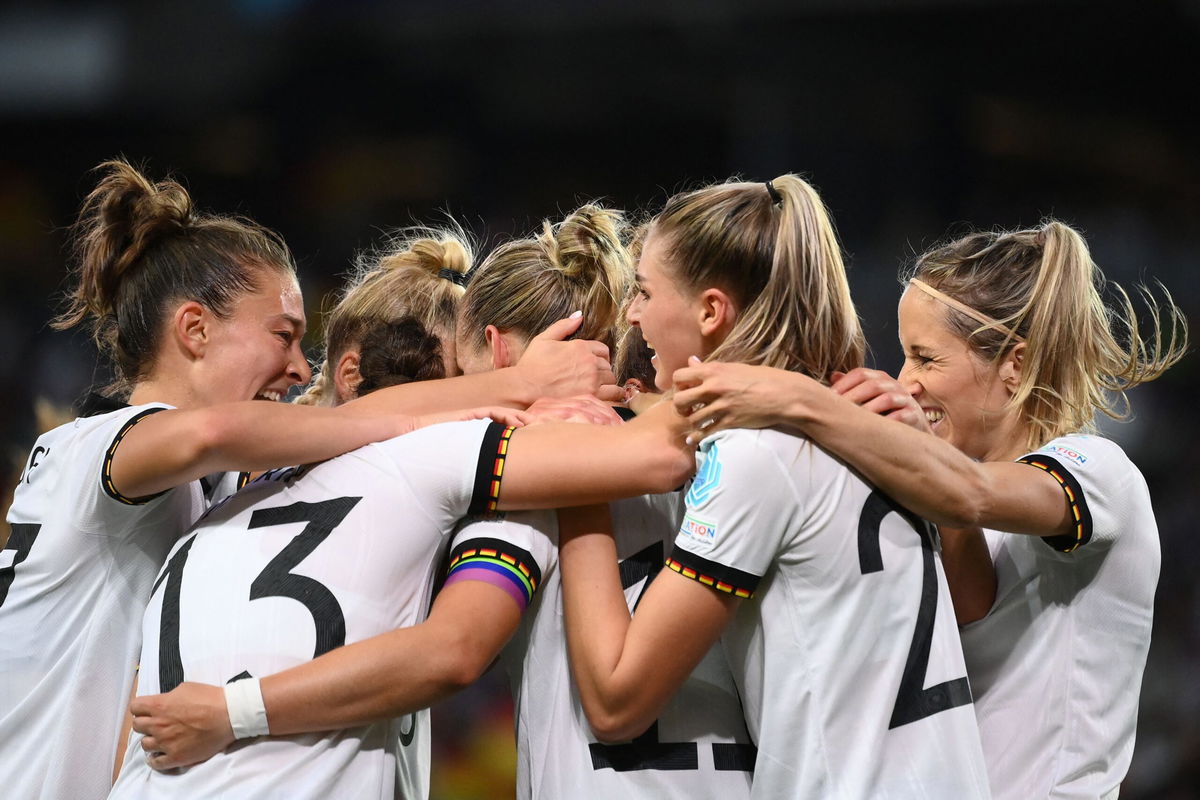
[
  {"left": 765, "top": 180, "right": 783, "bottom": 206},
  {"left": 439, "top": 268, "right": 468, "bottom": 286}
]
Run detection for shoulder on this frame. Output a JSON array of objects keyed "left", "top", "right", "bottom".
[{"left": 1020, "top": 434, "right": 1141, "bottom": 487}]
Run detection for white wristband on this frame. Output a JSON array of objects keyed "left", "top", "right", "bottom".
[{"left": 224, "top": 677, "right": 270, "bottom": 739}]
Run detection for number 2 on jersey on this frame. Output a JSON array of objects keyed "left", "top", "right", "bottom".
[
  {"left": 156, "top": 497, "right": 361, "bottom": 693},
  {"left": 857, "top": 489, "right": 973, "bottom": 728}
]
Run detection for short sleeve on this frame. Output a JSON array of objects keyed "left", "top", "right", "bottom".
[
  {"left": 373, "top": 419, "right": 515, "bottom": 521},
  {"left": 668, "top": 429, "right": 795, "bottom": 599},
  {"left": 1016, "top": 435, "right": 1139, "bottom": 553},
  {"left": 443, "top": 510, "right": 558, "bottom": 613},
  {"left": 98, "top": 406, "right": 172, "bottom": 506}
]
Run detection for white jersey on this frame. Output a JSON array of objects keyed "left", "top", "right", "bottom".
[
  {"left": 0, "top": 403, "right": 205, "bottom": 800},
  {"left": 961, "top": 434, "right": 1157, "bottom": 800},
  {"left": 671, "top": 428, "right": 991, "bottom": 800},
  {"left": 109, "top": 419, "right": 513, "bottom": 800},
  {"left": 452, "top": 494, "right": 755, "bottom": 799}
]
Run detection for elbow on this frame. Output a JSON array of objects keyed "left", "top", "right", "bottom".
[
  {"left": 584, "top": 705, "right": 656, "bottom": 744},
  {"left": 432, "top": 634, "right": 493, "bottom": 694}
]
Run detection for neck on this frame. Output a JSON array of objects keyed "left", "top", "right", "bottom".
[
  {"left": 980, "top": 415, "right": 1034, "bottom": 462},
  {"left": 128, "top": 377, "right": 200, "bottom": 410}
]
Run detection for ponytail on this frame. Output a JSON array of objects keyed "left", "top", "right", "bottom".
[
  {"left": 54, "top": 158, "right": 294, "bottom": 386},
  {"left": 652, "top": 174, "right": 864, "bottom": 380},
  {"left": 908, "top": 219, "right": 1188, "bottom": 449}
]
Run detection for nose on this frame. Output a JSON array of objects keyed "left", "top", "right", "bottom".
[
  {"left": 626, "top": 294, "right": 643, "bottom": 327},
  {"left": 288, "top": 343, "right": 313, "bottom": 386}
]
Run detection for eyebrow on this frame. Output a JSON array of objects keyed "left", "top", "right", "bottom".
[
  {"left": 634, "top": 272, "right": 647, "bottom": 284},
  {"left": 274, "top": 313, "right": 306, "bottom": 336}
]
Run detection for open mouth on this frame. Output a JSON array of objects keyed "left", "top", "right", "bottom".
[
  {"left": 255, "top": 390, "right": 284, "bottom": 402},
  {"left": 923, "top": 408, "right": 945, "bottom": 426}
]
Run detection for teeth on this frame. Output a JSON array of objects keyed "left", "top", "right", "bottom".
[
  {"left": 256, "top": 390, "right": 283, "bottom": 402},
  {"left": 924, "top": 409, "right": 944, "bottom": 424}
]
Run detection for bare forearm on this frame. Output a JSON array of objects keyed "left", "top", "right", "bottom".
[
  {"left": 500, "top": 405, "right": 693, "bottom": 510},
  {"left": 260, "top": 625, "right": 473, "bottom": 735},
  {"left": 558, "top": 514, "right": 656, "bottom": 741},
  {"left": 796, "top": 390, "right": 988, "bottom": 527},
  {"left": 938, "top": 526, "right": 997, "bottom": 624},
  {"left": 351, "top": 369, "right": 535, "bottom": 416}
]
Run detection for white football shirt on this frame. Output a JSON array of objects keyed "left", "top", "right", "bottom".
[
  {"left": 452, "top": 494, "right": 756, "bottom": 799},
  {"left": 109, "top": 419, "right": 512, "bottom": 800},
  {"left": 671, "top": 428, "right": 991, "bottom": 799},
  {"left": 961, "top": 434, "right": 1156, "bottom": 800},
  {"left": 0, "top": 403, "right": 205, "bottom": 800}
]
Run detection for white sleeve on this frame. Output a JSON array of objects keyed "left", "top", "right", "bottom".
[
  {"left": 374, "top": 419, "right": 515, "bottom": 521},
  {"left": 668, "top": 429, "right": 796, "bottom": 599},
  {"left": 1016, "top": 434, "right": 1140, "bottom": 553},
  {"left": 443, "top": 510, "right": 558, "bottom": 613}
]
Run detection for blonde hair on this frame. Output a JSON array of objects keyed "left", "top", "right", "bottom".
[
  {"left": 652, "top": 174, "right": 864, "bottom": 379},
  {"left": 55, "top": 159, "right": 294, "bottom": 390},
  {"left": 906, "top": 220, "right": 1188, "bottom": 450},
  {"left": 296, "top": 228, "right": 472, "bottom": 405},
  {"left": 459, "top": 203, "right": 633, "bottom": 353}
]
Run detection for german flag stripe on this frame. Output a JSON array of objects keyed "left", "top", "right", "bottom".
[{"left": 1017, "top": 453, "right": 1093, "bottom": 552}]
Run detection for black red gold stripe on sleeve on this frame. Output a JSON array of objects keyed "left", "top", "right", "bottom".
[
  {"left": 665, "top": 545, "right": 759, "bottom": 599},
  {"left": 468, "top": 423, "right": 516, "bottom": 517},
  {"left": 101, "top": 407, "right": 170, "bottom": 505},
  {"left": 1017, "top": 453, "right": 1093, "bottom": 552}
]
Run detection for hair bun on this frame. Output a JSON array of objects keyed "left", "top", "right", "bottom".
[{"left": 548, "top": 204, "right": 628, "bottom": 280}]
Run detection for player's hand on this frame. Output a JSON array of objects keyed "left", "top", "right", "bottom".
[
  {"left": 130, "top": 682, "right": 233, "bottom": 771},
  {"left": 524, "top": 395, "right": 624, "bottom": 426},
  {"left": 672, "top": 358, "right": 811, "bottom": 441},
  {"left": 418, "top": 406, "right": 534, "bottom": 429},
  {"left": 830, "top": 368, "right": 930, "bottom": 433},
  {"left": 517, "top": 314, "right": 623, "bottom": 404}
]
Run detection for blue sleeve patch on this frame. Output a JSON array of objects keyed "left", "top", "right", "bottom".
[{"left": 686, "top": 441, "right": 723, "bottom": 507}]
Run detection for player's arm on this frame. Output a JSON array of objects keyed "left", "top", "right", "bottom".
[
  {"left": 938, "top": 525, "right": 996, "bottom": 624},
  {"left": 558, "top": 504, "right": 739, "bottom": 742},
  {"left": 108, "top": 398, "right": 451, "bottom": 500},
  {"left": 131, "top": 579, "right": 522, "bottom": 770},
  {"left": 495, "top": 400, "right": 694, "bottom": 510},
  {"left": 348, "top": 313, "right": 622, "bottom": 416},
  {"left": 672, "top": 361, "right": 1073, "bottom": 538}
]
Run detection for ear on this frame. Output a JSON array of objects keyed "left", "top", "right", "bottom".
[
  {"left": 696, "top": 287, "right": 737, "bottom": 339},
  {"left": 484, "top": 324, "right": 512, "bottom": 370},
  {"left": 333, "top": 349, "right": 362, "bottom": 403},
  {"left": 997, "top": 342, "right": 1025, "bottom": 394},
  {"left": 171, "top": 301, "right": 209, "bottom": 360}
]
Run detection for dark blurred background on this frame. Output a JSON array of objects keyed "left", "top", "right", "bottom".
[{"left": 2, "top": 1, "right": 1196, "bottom": 797}]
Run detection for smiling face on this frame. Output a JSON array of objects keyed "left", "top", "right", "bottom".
[
  {"left": 897, "top": 285, "right": 1025, "bottom": 461},
  {"left": 625, "top": 231, "right": 710, "bottom": 391},
  {"left": 198, "top": 268, "right": 312, "bottom": 405}
]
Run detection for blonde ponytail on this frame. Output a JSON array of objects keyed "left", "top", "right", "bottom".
[
  {"left": 908, "top": 219, "right": 1188, "bottom": 449},
  {"left": 652, "top": 174, "right": 864, "bottom": 380},
  {"left": 459, "top": 204, "right": 633, "bottom": 352}
]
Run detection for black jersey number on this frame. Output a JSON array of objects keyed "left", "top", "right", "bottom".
[
  {"left": 857, "top": 490, "right": 972, "bottom": 728},
  {"left": 0, "top": 523, "right": 42, "bottom": 608},
  {"left": 156, "top": 497, "right": 360, "bottom": 693},
  {"left": 588, "top": 541, "right": 755, "bottom": 773}
]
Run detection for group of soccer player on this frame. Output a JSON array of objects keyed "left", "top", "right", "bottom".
[{"left": 0, "top": 158, "right": 1186, "bottom": 799}]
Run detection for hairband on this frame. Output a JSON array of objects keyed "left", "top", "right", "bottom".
[
  {"left": 908, "top": 278, "right": 1025, "bottom": 342},
  {"left": 765, "top": 181, "right": 783, "bottom": 206},
  {"left": 439, "top": 268, "right": 468, "bottom": 287}
]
